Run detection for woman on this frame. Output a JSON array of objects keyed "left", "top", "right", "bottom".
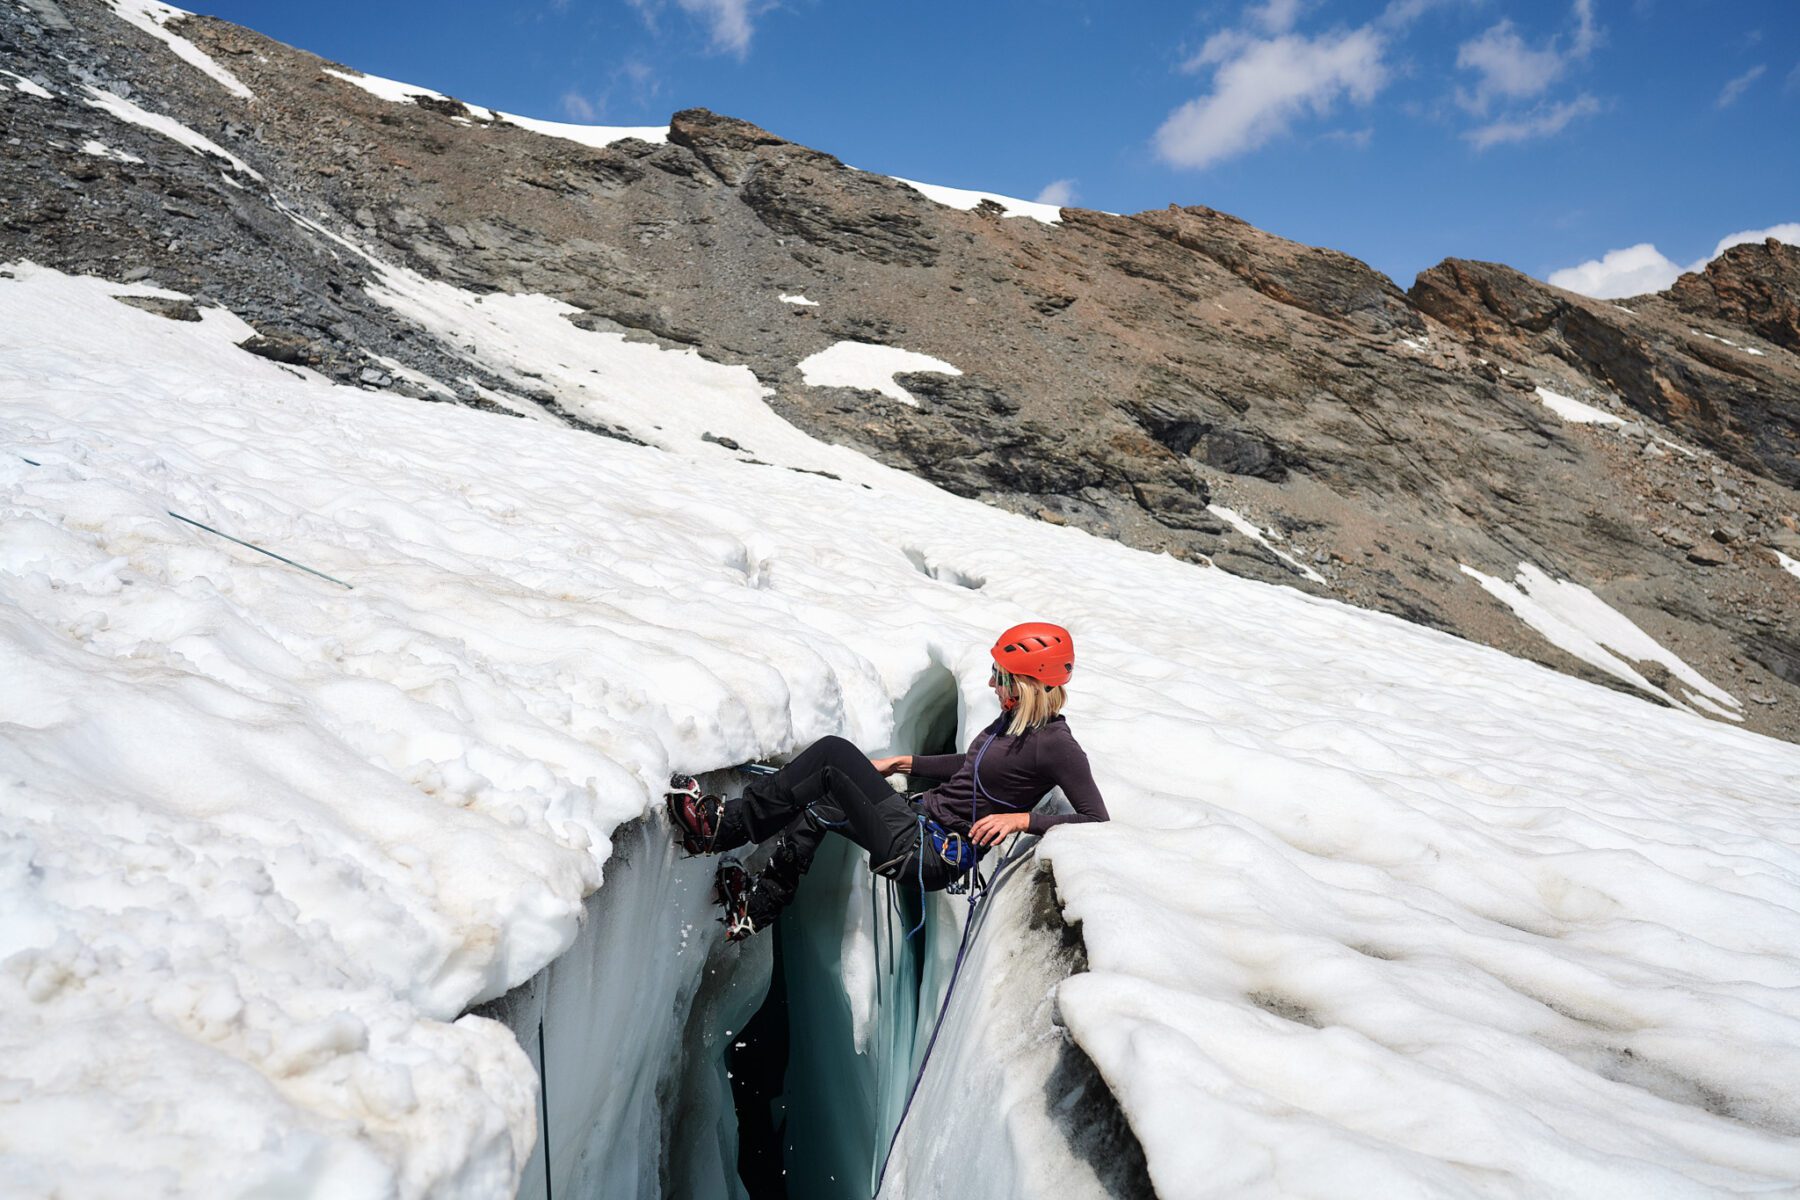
[{"left": 667, "top": 622, "right": 1108, "bottom": 941}]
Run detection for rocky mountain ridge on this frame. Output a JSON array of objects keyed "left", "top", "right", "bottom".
[{"left": 3, "top": 0, "right": 1796, "bottom": 739}]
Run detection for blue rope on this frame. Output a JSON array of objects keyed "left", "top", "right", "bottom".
[
  {"left": 165, "top": 510, "right": 354, "bottom": 589},
  {"left": 905, "top": 816, "right": 928, "bottom": 939}
]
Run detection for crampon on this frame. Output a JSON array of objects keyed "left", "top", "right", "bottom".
[
  {"left": 666, "top": 774, "right": 725, "bottom": 856},
  {"left": 714, "top": 859, "right": 757, "bottom": 942}
]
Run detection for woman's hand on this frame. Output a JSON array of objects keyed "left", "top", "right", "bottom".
[
  {"left": 869, "top": 755, "right": 912, "bottom": 777},
  {"left": 970, "top": 812, "right": 1031, "bottom": 846}
]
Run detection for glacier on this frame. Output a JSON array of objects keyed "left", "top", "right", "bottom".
[{"left": 4, "top": 256, "right": 1800, "bottom": 1199}]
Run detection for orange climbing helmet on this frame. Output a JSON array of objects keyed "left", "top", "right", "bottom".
[{"left": 990, "top": 622, "right": 1074, "bottom": 687}]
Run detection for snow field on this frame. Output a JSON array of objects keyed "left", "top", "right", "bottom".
[{"left": 4, "top": 259, "right": 1800, "bottom": 1198}]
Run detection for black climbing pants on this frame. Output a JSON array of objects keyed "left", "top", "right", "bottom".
[{"left": 718, "top": 735, "right": 960, "bottom": 928}]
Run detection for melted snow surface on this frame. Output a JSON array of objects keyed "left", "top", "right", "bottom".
[
  {"left": 320, "top": 68, "right": 666, "bottom": 149},
  {"left": 891, "top": 177, "right": 1064, "bottom": 224},
  {"left": 795, "top": 340, "right": 962, "bottom": 406},
  {"left": 1461, "top": 562, "right": 1741, "bottom": 719},
  {"left": 81, "top": 85, "right": 262, "bottom": 180},
  {"left": 4, "top": 262, "right": 1800, "bottom": 1197},
  {"left": 102, "top": 0, "right": 253, "bottom": 99},
  {"left": 1775, "top": 550, "right": 1800, "bottom": 581},
  {"left": 1534, "top": 385, "right": 1625, "bottom": 426}
]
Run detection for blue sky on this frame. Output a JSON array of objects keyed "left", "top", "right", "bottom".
[{"left": 194, "top": 0, "right": 1797, "bottom": 291}]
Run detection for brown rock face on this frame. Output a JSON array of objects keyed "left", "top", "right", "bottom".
[
  {"left": 1670, "top": 239, "right": 1800, "bottom": 354},
  {"left": 3, "top": 3, "right": 1798, "bottom": 742},
  {"left": 1411, "top": 258, "right": 1800, "bottom": 489}
]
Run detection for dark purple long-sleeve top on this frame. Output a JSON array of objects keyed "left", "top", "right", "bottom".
[{"left": 911, "top": 714, "right": 1109, "bottom": 838}]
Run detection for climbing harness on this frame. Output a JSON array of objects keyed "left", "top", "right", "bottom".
[{"left": 926, "top": 820, "right": 976, "bottom": 872}]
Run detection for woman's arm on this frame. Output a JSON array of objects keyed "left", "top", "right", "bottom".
[
  {"left": 1027, "top": 741, "right": 1108, "bottom": 836},
  {"left": 869, "top": 755, "right": 912, "bottom": 777},
  {"left": 907, "top": 751, "right": 969, "bottom": 779}
]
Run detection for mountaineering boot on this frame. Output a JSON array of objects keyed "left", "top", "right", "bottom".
[
  {"left": 666, "top": 774, "right": 726, "bottom": 856},
  {"left": 715, "top": 859, "right": 757, "bottom": 942}
]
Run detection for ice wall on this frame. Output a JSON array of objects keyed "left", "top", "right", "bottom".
[
  {"left": 872, "top": 861, "right": 1149, "bottom": 1199},
  {"left": 475, "top": 815, "right": 768, "bottom": 1200}
]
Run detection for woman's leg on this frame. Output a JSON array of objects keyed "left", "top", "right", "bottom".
[
  {"left": 732, "top": 736, "right": 925, "bottom": 930},
  {"left": 731, "top": 735, "right": 906, "bottom": 844}
]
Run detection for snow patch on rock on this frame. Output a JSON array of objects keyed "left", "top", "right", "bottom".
[
  {"left": 1, "top": 69, "right": 54, "bottom": 99},
  {"left": 102, "top": 0, "right": 254, "bottom": 99},
  {"left": 1460, "top": 562, "right": 1741, "bottom": 718},
  {"left": 796, "top": 341, "right": 962, "bottom": 406},
  {"left": 494, "top": 111, "right": 667, "bottom": 150},
  {"left": 81, "top": 139, "right": 144, "bottom": 164},
  {"left": 81, "top": 85, "right": 262, "bottom": 180},
  {"left": 1207, "top": 503, "right": 1327, "bottom": 584},
  {"left": 1534, "top": 385, "right": 1624, "bottom": 426},
  {"left": 321, "top": 68, "right": 665, "bottom": 150},
  {"left": 891, "top": 177, "right": 1063, "bottom": 224}
]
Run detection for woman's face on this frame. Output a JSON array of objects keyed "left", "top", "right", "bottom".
[{"left": 989, "top": 666, "right": 1012, "bottom": 705}]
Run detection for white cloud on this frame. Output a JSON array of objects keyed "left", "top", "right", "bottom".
[
  {"left": 1570, "top": 0, "right": 1600, "bottom": 57},
  {"left": 1547, "top": 223, "right": 1800, "bottom": 298},
  {"left": 1455, "top": 0, "right": 1598, "bottom": 113},
  {"left": 1249, "top": 0, "right": 1306, "bottom": 34},
  {"left": 679, "top": 0, "right": 754, "bottom": 56},
  {"left": 629, "top": 0, "right": 759, "bottom": 58},
  {"left": 1452, "top": 1, "right": 1602, "bottom": 146},
  {"left": 1546, "top": 243, "right": 1682, "bottom": 297},
  {"left": 560, "top": 90, "right": 598, "bottom": 121},
  {"left": 1456, "top": 22, "right": 1567, "bottom": 111},
  {"left": 1465, "top": 93, "right": 1601, "bottom": 148},
  {"left": 1034, "top": 178, "right": 1078, "bottom": 206},
  {"left": 1709, "top": 222, "right": 1800, "bottom": 258},
  {"left": 1156, "top": 27, "right": 1388, "bottom": 169},
  {"left": 1715, "top": 64, "right": 1766, "bottom": 108}
]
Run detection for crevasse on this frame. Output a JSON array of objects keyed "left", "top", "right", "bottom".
[{"left": 476, "top": 668, "right": 1146, "bottom": 1200}]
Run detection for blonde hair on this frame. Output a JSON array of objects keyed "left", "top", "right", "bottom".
[{"left": 996, "top": 668, "right": 1067, "bottom": 735}]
